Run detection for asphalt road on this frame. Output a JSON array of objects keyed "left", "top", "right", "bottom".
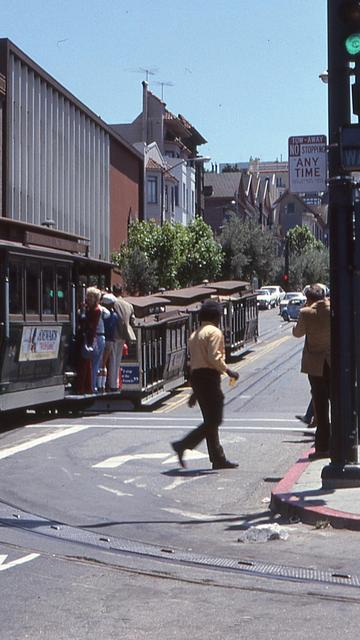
[{"left": 1, "top": 307, "right": 359, "bottom": 639}]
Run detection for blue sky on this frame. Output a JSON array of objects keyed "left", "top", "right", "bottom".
[{"left": 2, "top": 0, "right": 327, "bottom": 165}]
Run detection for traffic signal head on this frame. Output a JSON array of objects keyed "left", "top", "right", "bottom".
[
  {"left": 339, "top": 1, "right": 360, "bottom": 56},
  {"left": 283, "top": 273, "right": 289, "bottom": 283}
]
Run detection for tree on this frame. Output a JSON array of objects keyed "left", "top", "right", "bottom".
[
  {"left": 177, "top": 216, "right": 223, "bottom": 286},
  {"left": 218, "top": 214, "right": 281, "bottom": 285},
  {"left": 112, "top": 217, "right": 223, "bottom": 293},
  {"left": 285, "top": 225, "right": 329, "bottom": 289},
  {"left": 288, "top": 250, "right": 329, "bottom": 290},
  {"left": 287, "top": 225, "right": 324, "bottom": 255}
]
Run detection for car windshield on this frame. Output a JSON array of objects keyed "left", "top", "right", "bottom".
[
  {"left": 264, "top": 287, "right": 275, "bottom": 292},
  {"left": 256, "top": 290, "right": 269, "bottom": 295},
  {"left": 285, "top": 292, "right": 300, "bottom": 300}
]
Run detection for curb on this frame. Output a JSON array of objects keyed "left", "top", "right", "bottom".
[{"left": 270, "top": 449, "right": 360, "bottom": 531}]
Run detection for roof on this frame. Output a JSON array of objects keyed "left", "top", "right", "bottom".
[
  {"left": 159, "top": 286, "right": 217, "bottom": 304},
  {"left": 125, "top": 295, "right": 171, "bottom": 309},
  {"left": 204, "top": 172, "right": 242, "bottom": 198},
  {"left": 204, "top": 280, "right": 250, "bottom": 294}
]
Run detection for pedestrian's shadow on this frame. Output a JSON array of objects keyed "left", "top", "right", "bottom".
[
  {"left": 225, "top": 509, "right": 288, "bottom": 530},
  {"left": 161, "top": 469, "right": 214, "bottom": 478}
]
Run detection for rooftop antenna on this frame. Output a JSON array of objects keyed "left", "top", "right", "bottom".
[
  {"left": 125, "top": 66, "right": 159, "bottom": 82},
  {"left": 154, "top": 80, "right": 174, "bottom": 100}
]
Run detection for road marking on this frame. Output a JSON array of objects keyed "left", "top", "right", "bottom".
[
  {"left": 93, "top": 452, "right": 169, "bottom": 469},
  {"left": 162, "top": 449, "right": 208, "bottom": 465},
  {"left": 0, "top": 425, "right": 89, "bottom": 460},
  {"left": 0, "top": 553, "right": 40, "bottom": 572},
  {"left": 28, "top": 416, "right": 303, "bottom": 424},
  {"left": 164, "top": 475, "right": 209, "bottom": 491},
  {"left": 97, "top": 484, "right": 133, "bottom": 497}
]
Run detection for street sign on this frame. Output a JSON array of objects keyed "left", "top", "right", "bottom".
[
  {"left": 340, "top": 124, "right": 360, "bottom": 170},
  {"left": 288, "top": 135, "right": 327, "bottom": 193}
]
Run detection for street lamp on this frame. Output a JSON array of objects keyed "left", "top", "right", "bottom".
[{"left": 160, "top": 155, "right": 211, "bottom": 225}]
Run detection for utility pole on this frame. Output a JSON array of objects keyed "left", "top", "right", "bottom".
[{"left": 322, "top": 0, "right": 360, "bottom": 488}]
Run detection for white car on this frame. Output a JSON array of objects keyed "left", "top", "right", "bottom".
[
  {"left": 256, "top": 289, "right": 275, "bottom": 310},
  {"left": 261, "top": 285, "right": 285, "bottom": 306}
]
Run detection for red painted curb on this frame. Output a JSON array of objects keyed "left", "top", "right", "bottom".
[{"left": 270, "top": 449, "right": 360, "bottom": 530}]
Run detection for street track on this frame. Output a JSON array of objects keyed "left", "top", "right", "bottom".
[{"left": 1, "top": 498, "right": 360, "bottom": 598}]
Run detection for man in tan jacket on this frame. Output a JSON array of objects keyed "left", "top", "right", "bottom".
[
  {"left": 171, "top": 299, "right": 239, "bottom": 470},
  {"left": 293, "top": 284, "right": 331, "bottom": 459}
]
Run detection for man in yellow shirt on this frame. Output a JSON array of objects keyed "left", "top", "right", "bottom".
[{"left": 172, "top": 299, "right": 239, "bottom": 470}]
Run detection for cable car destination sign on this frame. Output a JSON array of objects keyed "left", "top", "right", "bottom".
[{"left": 288, "top": 135, "right": 327, "bottom": 193}]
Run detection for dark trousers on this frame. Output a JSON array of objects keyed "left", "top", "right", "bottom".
[
  {"left": 308, "top": 361, "right": 330, "bottom": 452},
  {"left": 179, "top": 368, "right": 226, "bottom": 464}
]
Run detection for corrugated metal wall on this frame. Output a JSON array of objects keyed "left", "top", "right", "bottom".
[{"left": 7, "top": 53, "right": 110, "bottom": 260}]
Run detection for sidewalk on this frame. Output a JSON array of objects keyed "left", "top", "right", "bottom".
[{"left": 270, "top": 447, "right": 360, "bottom": 531}]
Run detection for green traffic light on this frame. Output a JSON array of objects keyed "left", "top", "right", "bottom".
[{"left": 345, "top": 33, "right": 360, "bottom": 55}]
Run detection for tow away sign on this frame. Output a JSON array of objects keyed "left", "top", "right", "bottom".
[{"left": 288, "top": 135, "right": 327, "bottom": 193}]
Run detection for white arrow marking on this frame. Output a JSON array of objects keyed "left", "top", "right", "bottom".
[
  {"left": 93, "top": 453, "right": 169, "bottom": 469},
  {"left": 162, "top": 449, "right": 208, "bottom": 465},
  {"left": 0, "top": 553, "right": 40, "bottom": 571}
]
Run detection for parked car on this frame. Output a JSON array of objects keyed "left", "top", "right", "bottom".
[
  {"left": 256, "top": 289, "right": 274, "bottom": 310},
  {"left": 282, "top": 296, "right": 306, "bottom": 322},
  {"left": 261, "top": 285, "right": 286, "bottom": 306},
  {"left": 279, "top": 292, "right": 305, "bottom": 317}
]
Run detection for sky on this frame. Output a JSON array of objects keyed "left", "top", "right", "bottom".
[{"left": 1, "top": 0, "right": 328, "bottom": 166}]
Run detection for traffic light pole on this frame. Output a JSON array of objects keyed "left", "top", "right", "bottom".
[{"left": 321, "top": 0, "right": 360, "bottom": 488}]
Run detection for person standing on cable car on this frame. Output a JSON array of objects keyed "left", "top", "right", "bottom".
[
  {"left": 76, "top": 287, "right": 108, "bottom": 393},
  {"left": 171, "top": 299, "right": 239, "bottom": 470}
]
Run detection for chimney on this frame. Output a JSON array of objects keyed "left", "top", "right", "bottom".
[{"left": 142, "top": 81, "right": 148, "bottom": 143}]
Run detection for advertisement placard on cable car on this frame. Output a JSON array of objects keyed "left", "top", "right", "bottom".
[
  {"left": 19, "top": 326, "right": 62, "bottom": 361},
  {"left": 121, "top": 364, "right": 140, "bottom": 385}
]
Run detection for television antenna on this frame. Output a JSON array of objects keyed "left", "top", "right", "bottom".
[
  {"left": 154, "top": 80, "right": 174, "bottom": 100},
  {"left": 125, "top": 66, "right": 159, "bottom": 82}
]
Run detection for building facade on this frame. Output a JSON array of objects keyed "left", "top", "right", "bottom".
[
  {"left": 0, "top": 39, "right": 143, "bottom": 261},
  {"left": 111, "top": 82, "right": 206, "bottom": 225}
]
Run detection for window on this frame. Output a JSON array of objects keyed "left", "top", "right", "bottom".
[
  {"left": 286, "top": 202, "right": 295, "bottom": 214},
  {"left": 9, "top": 262, "right": 23, "bottom": 315},
  {"left": 174, "top": 185, "right": 179, "bottom": 206},
  {"left": 56, "top": 266, "right": 70, "bottom": 315},
  {"left": 42, "top": 267, "right": 55, "bottom": 315},
  {"left": 26, "top": 263, "right": 40, "bottom": 316},
  {"left": 147, "top": 177, "right": 158, "bottom": 204}
]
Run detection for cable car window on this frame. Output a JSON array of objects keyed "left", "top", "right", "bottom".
[
  {"left": 9, "top": 262, "right": 23, "bottom": 316},
  {"left": 42, "top": 267, "right": 55, "bottom": 315},
  {"left": 26, "top": 263, "right": 40, "bottom": 316},
  {"left": 56, "top": 266, "right": 70, "bottom": 315}
]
